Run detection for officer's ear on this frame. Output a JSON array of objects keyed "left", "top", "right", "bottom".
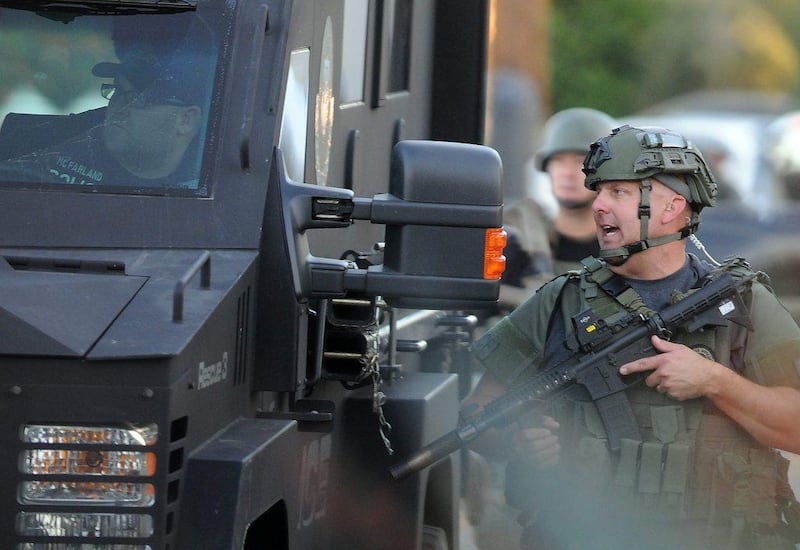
[{"left": 662, "top": 194, "right": 688, "bottom": 224}]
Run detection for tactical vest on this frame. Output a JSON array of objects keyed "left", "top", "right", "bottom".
[{"left": 508, "top": 256, "right": 798, "bottom": 549}]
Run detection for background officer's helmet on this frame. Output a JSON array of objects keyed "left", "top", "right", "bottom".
[
  {"left": 535, "top": 108, "right": 616, "bottom": 171},
  {"left": 582, "top": 125, "right": 718, "bottom": 212}
]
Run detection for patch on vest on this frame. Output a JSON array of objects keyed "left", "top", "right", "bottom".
[
  {"left": 471, "top": 333, "right": 499, "bottom": 361},
  {"left": 691, "top": 344, "right": 715, "bottom": 361}
]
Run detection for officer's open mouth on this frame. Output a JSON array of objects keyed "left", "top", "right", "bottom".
[{"left": 601, "top": 224, "right": 619, "bottom": 236}]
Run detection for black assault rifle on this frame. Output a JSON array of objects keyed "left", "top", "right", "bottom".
[{"left": 390, "top": 272, "right": 753, "bottom": 480}]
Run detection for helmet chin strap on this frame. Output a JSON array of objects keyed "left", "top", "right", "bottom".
[{"left": 598, "top": 178, "right": 700, "bottom": 266}]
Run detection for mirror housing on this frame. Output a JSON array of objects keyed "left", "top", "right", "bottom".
[{"left": 280, "top": 140, "right": 505, "bottom": 309}]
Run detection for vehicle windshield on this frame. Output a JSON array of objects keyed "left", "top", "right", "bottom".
[{"left": 0, "top": 7, "right": 217, "bottom": 195}]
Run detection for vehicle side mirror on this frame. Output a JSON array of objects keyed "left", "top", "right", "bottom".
[{"left": 279, "top": 140, "right": 505, "bottom": 309}]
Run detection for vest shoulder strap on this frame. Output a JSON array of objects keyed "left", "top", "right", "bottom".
[
  {"left": 707, "top": 255, "right": 772, "bottom": 294},
  {"left": 579, "top": 256, "right": 653, "bottom": 320}
]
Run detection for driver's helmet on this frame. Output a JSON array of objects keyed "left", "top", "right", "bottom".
[
  {"left": 535, "top": 108, "right": 616, "bottom": 171},
  {"left": 583, "top": 125, "right": 718, "bottom": 212}
]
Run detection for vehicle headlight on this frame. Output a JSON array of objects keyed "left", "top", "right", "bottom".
[
  {"left": 16, "top": 423, "right": 158, "bottom": 544},
  {"left": 16, "top": 510, "right": 154, "bottom": 537}
]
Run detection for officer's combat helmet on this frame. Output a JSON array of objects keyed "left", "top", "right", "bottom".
[
  {"left": 581, "top": 125, "right": 718, "bottom": 263},
  {"left": 535, "top": 108, "right": 616, "bottom": 171}
]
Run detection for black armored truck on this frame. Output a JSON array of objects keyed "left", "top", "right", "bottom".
[{"left": 0, "top": 1, "right": 504, "bottom": 548}]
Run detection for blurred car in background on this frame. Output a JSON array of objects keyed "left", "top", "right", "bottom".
[
  {"left": 619, "top": 111, "right": 775, "bottom": 215},
  {"left": 762, "top": 110, "right": 800, "bottom": 203}
]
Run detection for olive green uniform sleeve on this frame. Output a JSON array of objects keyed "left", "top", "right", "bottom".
[
  {"left": 470, "top": 275, "right": 569, "bottom": 387},
  {"left": 502, "top": 197, "right": 552, "bottom": 262},
  {"left": 742, "top": 282, "right": 800, "bottom": 388}
]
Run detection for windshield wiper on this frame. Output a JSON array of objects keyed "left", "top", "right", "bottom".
[{"left": 0, "top": 0, "right": 196, "bottom": 16}]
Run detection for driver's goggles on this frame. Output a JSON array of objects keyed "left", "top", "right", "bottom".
[{"left": 101, "top": 83, "right": 187, "bottom": 108}]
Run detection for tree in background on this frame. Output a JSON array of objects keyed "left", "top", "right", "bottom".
[{"left": 551, "top": 0, "right": 800, "bottom": 116}]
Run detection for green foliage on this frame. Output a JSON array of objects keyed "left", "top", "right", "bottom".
[
  {"left": 550, "top": 0, "right": 800, "bottom": 116},
  {"left": 550, "top": 0, "right": 669, "bottom": 115}
]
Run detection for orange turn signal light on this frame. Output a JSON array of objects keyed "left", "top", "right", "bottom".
[{"left": 483, "top": 227, "right": 507, "bottom": 279}]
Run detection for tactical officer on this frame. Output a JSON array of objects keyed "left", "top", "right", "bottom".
[
  {"left": 500, "top": 108, "right": 615, "bottom": 309},
  {"left": 535, "top": 107, "right": 616, "bottom": 273},
  {"left": 465, "top": 125, "right": 800, "bottom": 549}
]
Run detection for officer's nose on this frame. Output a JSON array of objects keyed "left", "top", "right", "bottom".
[{"left": 592, "top": 188, "right": 610, "bottom": 213}]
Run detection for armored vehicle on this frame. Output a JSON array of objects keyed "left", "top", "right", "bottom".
[{"left": 0, "top": 0, "right": 502, "bottom": 548}]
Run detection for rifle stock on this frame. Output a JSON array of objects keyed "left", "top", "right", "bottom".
[{"left": 390, "top": 272, "right": 751, "bottom": 480}]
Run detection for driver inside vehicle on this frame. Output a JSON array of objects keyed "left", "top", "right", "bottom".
[{"left": 2, "top": 46, "right": 207, "bottom": 189}]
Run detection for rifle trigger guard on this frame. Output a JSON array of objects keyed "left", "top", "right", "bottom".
[{"left": 648, "top": 313, "right": 672, "bottom": 341}]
